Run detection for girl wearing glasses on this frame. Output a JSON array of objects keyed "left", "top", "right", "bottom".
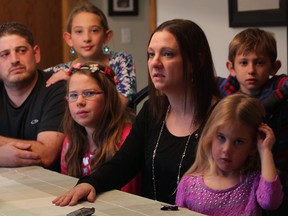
[{"left": 61, "top": 61, "right": 139, "bottom": 195}]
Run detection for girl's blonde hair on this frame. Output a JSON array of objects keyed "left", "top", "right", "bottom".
[
  {"left": 186, "top": 94, "right": 265, "bottom": 176},
  {"left": 63, "top": 62, "right": 132, "bottom": 177}
]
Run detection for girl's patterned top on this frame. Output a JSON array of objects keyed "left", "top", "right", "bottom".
[
  {"left": 60, "top": 124, "right": 140, "bottom": 194},
  {"left": 176, "top": 172, "right": 283, "bottom": 216},
  {"left": 44, "top": 51, "right": 137, "bottom": 101}
]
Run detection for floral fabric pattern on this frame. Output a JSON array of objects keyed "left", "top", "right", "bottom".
[{"left": 44, "top": 51, "right": 137, "bottom": 101}]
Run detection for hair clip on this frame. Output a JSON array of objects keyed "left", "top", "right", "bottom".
[{"left": 67, "top": 63, "right": 118, "bottom": 85}]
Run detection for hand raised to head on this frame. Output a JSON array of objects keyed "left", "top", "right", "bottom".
[{"left": 257, "top": 123, "right": 275, "bottom": 154}]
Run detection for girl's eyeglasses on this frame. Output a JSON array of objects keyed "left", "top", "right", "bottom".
[{"left": 66, "top": 89, "right": 104, "bottom": 102}]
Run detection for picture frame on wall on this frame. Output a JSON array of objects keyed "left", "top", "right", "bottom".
[
  {"left": 229, "top": 0, "right": 287, "bottom": 27},
  {"left": 108, "top": 0, "right": 138, "bottom": 16}
]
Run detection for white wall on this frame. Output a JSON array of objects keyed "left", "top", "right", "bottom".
[
  {"left": 157, "top": 0, "right": 287, "bottom": 77},
  {"left": 90, "top": 0, "right": 287, "bottom": 92}
]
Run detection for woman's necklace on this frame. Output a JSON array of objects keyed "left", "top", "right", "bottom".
[{"left": 151, "top": 105, "right": 194, "bottom": 200}]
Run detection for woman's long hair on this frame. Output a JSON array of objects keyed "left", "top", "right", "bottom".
[{"left": 147, "top": 19, "right": 220, "bottom": 125}]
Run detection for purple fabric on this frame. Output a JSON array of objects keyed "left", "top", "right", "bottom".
[{"left": 176, "top": 171, "right": 283, "bottom": 216}]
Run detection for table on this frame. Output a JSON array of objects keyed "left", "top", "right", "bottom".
[{"left": 0, "top": 166, "right": 205, "bottom": 216}]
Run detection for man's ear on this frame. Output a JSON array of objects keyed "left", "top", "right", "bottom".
[
  {"left": 33, "top": 45, "right": 41, "bottom": 64},
  {"left": 226, "top": 60, "right": 236, "bottom": 77},
  {"left": 63, "top": 32, "right": 72, "bottom": 47},
  {"left": 270, "top": 60, "right": 281, "bottom": 76}
]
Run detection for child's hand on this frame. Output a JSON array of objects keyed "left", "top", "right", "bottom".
[
  {"left": 46, "top": 69, "right": 69, "bottom": 87},
  {"left": 257, "top": 123, "right": 275, "bottom": 153},
  {"left": 257, "top": 123, "right": 278, "bottom": 182}
]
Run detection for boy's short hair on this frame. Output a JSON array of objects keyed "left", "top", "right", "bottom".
[
  {"left": 0, "top": 22, "right": 35, "bottom": 47},
  {"left": 228, "top": 28, "right": 277, "bottom": 64}
]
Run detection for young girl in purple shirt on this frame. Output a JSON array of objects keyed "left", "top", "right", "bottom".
[{"left": 176, "top": 94, "right": 283, "bottom": 216}]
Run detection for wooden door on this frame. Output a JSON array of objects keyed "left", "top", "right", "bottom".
[{"left": 0, "top": 0, "right": 84, "bottom": 69}]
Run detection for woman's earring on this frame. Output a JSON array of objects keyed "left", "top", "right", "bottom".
[
  {"left": 70, "top": 47, "right": 76, "bottom": 56},
  {"left": 103, "top": 45, "right": 110, "bottom": 54}
]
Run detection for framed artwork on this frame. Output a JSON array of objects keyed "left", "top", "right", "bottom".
[
  {"left": 229, "top": 0, "right": 287, "bottom": 27},
  {"left": 108, "top": 0, "right": 138, "bottom": 16}
]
